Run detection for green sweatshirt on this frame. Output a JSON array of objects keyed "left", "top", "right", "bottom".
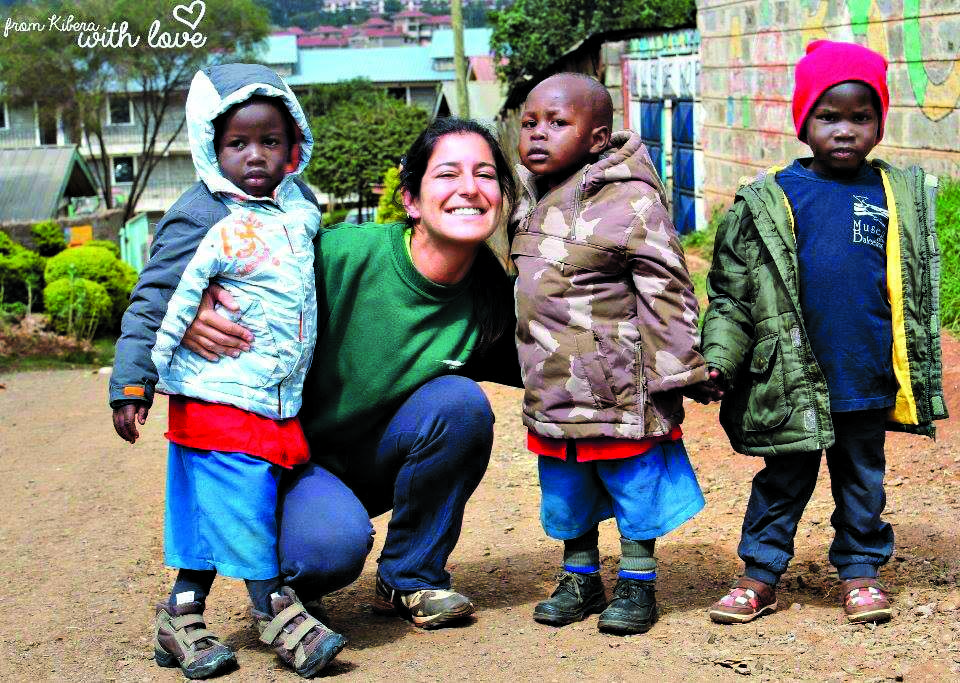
[{"left": 300, "top": 222, "right": 516, "bottom": 474}]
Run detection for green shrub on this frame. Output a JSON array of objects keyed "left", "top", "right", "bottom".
[
  {"left": 376, "top": 166, "right": 407, "bottom": 224},
  {"left": 938, "top": 176, "right": 960, "bottom": 333},
  {"left": 322, "top": 207, "right": 350, "bottom": 226},
  {"left": 43, "top": 275, "right": 112, "bottom": 339},
  {"left": 0, "top": 231, "right": 45, "bottom": 311},
  {"left": 0, "top": 301, "right": 27, "bottom": 325},
  {"left": 681, "top": 205, "right": 724, "bottom": 261},
  {"left": 44, "top": 246, "right": 137, "bottom": 331},
  {"left": 30, "top": 220, "right": 67, "bottom": 257},
  {"left": 85, "top": 239, "right": 121, "bottom": 259}
]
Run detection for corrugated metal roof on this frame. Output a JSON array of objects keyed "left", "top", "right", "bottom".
[
  {"left": 428, "top": 28, "right": 493, "bottom": 59},
  {"left": 0, "top": 147, "right": 99, "bottom": 223},
  {"left": 286, "top": 46, "right": 454, "bottom": 85}
]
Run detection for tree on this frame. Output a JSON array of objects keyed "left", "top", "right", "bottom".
[
  {"left": 0, "top": 0, "right": 269, "bottom": 222},
  {"left": 306, "top": 91, "right": 428, "bottom": 222},
  {"left": 490, "top": 0, "right": 694, "bottom": 86}
]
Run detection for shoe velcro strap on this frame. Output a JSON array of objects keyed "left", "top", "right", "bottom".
[
  {"left": 171, "top": 613, "right": 206, "bottom": 630},
  {"left": 182, "top": 628, "right": 216, "bottom": 646},
  {"left": 284, "top": 618, "right": 320, "bottom": 652},
  {"left": 259, "top": 603, "right": 310, "bottom": 645}
]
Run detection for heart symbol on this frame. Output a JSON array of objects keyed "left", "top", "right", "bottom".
[{"left": 173, "top": 1, "right": 206, "bottom": 31}]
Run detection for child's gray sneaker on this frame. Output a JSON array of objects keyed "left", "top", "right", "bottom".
[
  {"left": 154, "top": 597, "right": 237, "bottom": 679},
  {"left": 597, "top": 577, "right": 658, "bottom": 634},
  {"left": 252, "top": 586, "right": 347, "bottom": 678},
  {"left": 533, "top": 570, "right": 607, "bottom": 626}
]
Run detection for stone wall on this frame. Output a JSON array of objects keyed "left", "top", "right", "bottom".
[{"left": 698, "top": 0, "right": 960, "bottom": 213}]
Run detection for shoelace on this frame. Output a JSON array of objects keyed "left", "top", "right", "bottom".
[
  {"left": 554, "top": 572, "right": 587, "bottom": 600},
  {"left": 613, "top": 580, "right": 654, "bottom": 606}
]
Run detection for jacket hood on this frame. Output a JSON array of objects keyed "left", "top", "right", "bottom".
[
  {"left": 185, "top": 63, "right": 314, "bottom": 199},
  {"left": 582, "top": 130, "right": 667, "bottom": 204},
  {"left": 515, "top": 130, "right": 666, "bottom": 209}
]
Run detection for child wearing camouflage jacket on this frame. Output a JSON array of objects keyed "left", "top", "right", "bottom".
[
  {"left": 703, "top": 41, "right": 946, "bottom": 627},
  {"left": 511, "top": 73, "right": 714, "bottom": 635}
]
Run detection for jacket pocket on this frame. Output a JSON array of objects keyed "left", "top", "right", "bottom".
[
  {"left": 743, "top": 335, "right": 790, "bottom": 432},
  {"left": 169, "top": 298, "right": 282, "bottom": 388},
  {"left": 574, "top": 330, "right": 619, "bottom": 408}
]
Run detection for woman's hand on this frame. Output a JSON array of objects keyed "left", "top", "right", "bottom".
[{"left": 181, "top": 284, "right": 254, "bottom": 361}]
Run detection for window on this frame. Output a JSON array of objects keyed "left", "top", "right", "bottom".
[
  {"left": 113, "top": 156, "right": 135, "bottom": 183},
  {"left": 108, "top": 96, "right": 133, "bottom": 125},
  {"left": 0, "top": 101, "right": 7, "bottom": 130}
]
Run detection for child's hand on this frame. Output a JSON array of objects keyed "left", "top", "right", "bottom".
[
  {"left": 682, "top": 368, "right": 726, "bottom": 404},
  {"left": 113, "top": 403, "right": 149, "bottom": 444}
]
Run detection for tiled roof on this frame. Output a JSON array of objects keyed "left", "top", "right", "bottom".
[
  {"left": 298, "top": 35, "right": 348, "bottom": 48},
  {"left": 362, "top": 17, "right": 392, "bottom": 27},
  {"left": 363, "top": 28, "right": 405, "bottom": 38},
  {"left": 422, "top": 15, "right": 451, "bottom": 25}
]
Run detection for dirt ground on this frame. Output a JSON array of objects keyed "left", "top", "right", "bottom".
[{"left": 1, "top": 336, "right": 958, "bottom": 683}]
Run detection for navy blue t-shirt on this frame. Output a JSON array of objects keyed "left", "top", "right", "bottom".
[{"left": 777, "top": 159, "right": 896, "bottom": 412}]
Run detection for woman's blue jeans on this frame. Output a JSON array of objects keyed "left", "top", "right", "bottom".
[{"left": 277, "top": 375, "right": 494, "bottom": 599}]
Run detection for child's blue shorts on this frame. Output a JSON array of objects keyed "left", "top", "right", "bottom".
[
  {"left": 538, "top": 439, "right": 705, "bottom": 541},
  {"left": 164, "top": 443, "right": 281, "bottom": 580}
]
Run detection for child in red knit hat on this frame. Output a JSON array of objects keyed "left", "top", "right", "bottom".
[{"left": 701, "top": 39, "right": 947, "bottom": 625}]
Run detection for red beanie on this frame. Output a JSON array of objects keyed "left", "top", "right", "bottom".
[{"left": 793, "top": 40, "right": 889, "bottom": 142}]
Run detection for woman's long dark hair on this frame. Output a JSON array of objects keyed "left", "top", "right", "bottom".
[{"left": 397, "top": 117, "right": 517, "bottom": 355}]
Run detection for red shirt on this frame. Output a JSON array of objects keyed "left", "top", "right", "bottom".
[
  {"left": 165, "top": 396, "right": 310, "bottom": 469},
  {"left": 527, "top": 427, "right": 682, "bottom": 462}
]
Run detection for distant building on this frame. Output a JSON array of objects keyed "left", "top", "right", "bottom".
[{"left": 0, "top": 28, "right": 499, "bottom": 215}]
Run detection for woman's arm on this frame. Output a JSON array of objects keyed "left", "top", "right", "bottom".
[{"left": 180, "top": 283, "right": 254, "bottom": 361}]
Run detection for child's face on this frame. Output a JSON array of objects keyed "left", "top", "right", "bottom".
[
  {"left": 804, "top": 81, "right": 880, "bottom": 179},
  {"left": 519, "top": 77, "right": 609, "bottom": 189},
  {"left": 216, "top": 100, "right": 292, "bottom": 197}
]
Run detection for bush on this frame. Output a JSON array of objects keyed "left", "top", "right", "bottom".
[
  {"left": 31, "top": 220, "right": 67, "bottom": 257},
  {"left": 43, "top": 276, "right": 112, "bottom": 339},
  {"left": 44, "top": 246, "right": 137, "bottom": 331},
  {"left": 376, "top": 166, "right": 407, "bottom": 224},
  {"left": 938, "top": 176, "right": 960, "bottom": 333},
  {"left": 85, "top": 239, "right": 121, "bottom": 259},
  {"left": 322, "top": 207, "right": 350, "bottom": 226},
  {"left": 0, "top": 301, "right": 27, "bottom": 325},
  {"left": 0, "top": 230, "right": 46, "bottom": 311}
]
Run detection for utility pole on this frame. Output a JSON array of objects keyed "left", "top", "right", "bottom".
[{"left": 452, "top": 0, "right": 470, "bottom": 118}]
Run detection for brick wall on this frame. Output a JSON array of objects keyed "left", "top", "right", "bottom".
[{"left": 698, "top": 0, "right": 960, "bottom": 213}]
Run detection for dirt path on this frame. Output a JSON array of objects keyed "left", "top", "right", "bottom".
[{"left": 1, "top": 336, "right": 958, "bottom": 682}]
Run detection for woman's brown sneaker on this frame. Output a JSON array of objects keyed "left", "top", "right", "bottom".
[
  {"left": 841, "top": 578, "right": 892, "bottom": 624},
  {"left": 373, "top": 572, "right": 475, "bottom": 629},
  {"left": 708, "top": 577, "right": 778, "bottom": 624},
  {"left": 153, "top": 597, "right": 237, "bottom": 679}
]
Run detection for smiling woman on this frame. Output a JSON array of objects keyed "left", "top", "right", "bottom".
[{"left": 179, "top": 117, "right": 522, "bottom": 649}]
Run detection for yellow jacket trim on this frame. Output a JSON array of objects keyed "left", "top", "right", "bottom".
[{"left": 880, "top": 168, "right": 918, "bottom": 425}]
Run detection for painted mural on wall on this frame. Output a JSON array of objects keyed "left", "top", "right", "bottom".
[{"left": 698, "top": 0, "right": 960, "bottom": 208}]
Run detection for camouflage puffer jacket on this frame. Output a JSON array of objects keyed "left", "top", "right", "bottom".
[{"left": 510, "top": 130, "right": 707, "bottom": 441}]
